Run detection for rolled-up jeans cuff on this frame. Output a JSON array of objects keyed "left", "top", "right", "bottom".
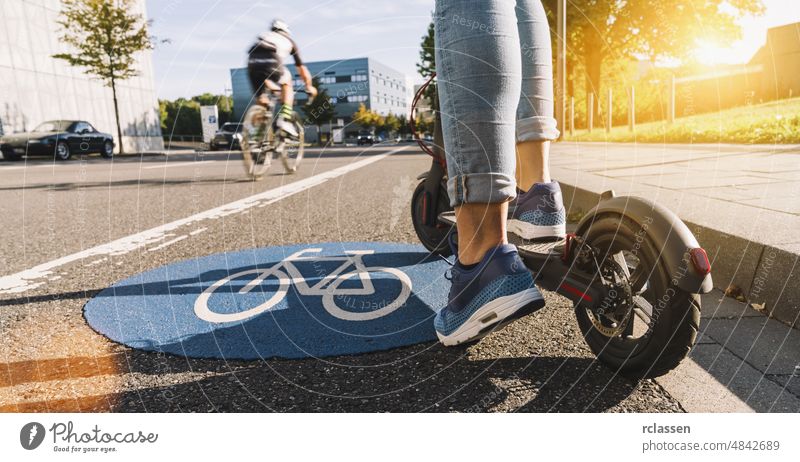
[
  {"left": 447, "top": 173, "right": 517, "bottom": 207},
  {"left": 516, "top": 116, "right": 560, "bottom": 142}
]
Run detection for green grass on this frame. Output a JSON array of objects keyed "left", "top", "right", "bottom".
[{"left": 566, "top": 97, "right": 800, "bottom": 144}]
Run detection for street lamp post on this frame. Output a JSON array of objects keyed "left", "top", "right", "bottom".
[{"left": 556, "top": 0, "right": 567, "bottom": 140}]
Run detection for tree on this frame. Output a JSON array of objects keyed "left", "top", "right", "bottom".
[
  {"left": 384, "top": 113, "right": 401, "bottom": 137},
  {"left": 53, "top": 0, "right": 157, "bottom": 154},
  {"left": 192, "top": 93, "right": 233, "bottom": 125},
  {"left": 353, "top": 104, "right": 383, "bottom": 131},
  {"left": 540, "top": 0, "right": 764, "bottom": 120},
  {"left": 158, "top": 94, "right": 233, "bottom": 139},
  {"left": 159, "top": 98, "right": 201, "bottom": 137},
  {"left": 302, "top": 77, "right": 336, "bottom": 143},
  {"left": 397, "top": 114, "right": 411, "bottom": 136},
  {"left": 417, "top": 20, "right": 438, "bottom": 111},
  {"left": 415, "top": 113, "right": 434, "bottom": 135}
]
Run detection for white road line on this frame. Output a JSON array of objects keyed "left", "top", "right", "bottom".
[
  {"left": 148, "top": 235, "right": 188, "bottom": 252},
  {"left": 141, "top": 160, "right": 216, "bottom": 170},
  {"left": 0, "top": 146, "right": 408, "bottom": 294},
  {"left": 0, "top": 164, "right": 60, "bottom": 171}
]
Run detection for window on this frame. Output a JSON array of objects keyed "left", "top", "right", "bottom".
[
  {"left": 319, "top": 76, "right": 336, "bottom": 84},
  {"left": 336, "top": 75, "right": 351, "bottom": 83},
  {"left": 73, "top": 122, "right": 96, "bottom": 133},
  {"left": 352, "top": 74, "right": 367, "bottom": 82}
]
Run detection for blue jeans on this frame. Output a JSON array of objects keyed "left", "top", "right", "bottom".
[{"left": 434, "top": 0, "right": 559, "bottom": 206}]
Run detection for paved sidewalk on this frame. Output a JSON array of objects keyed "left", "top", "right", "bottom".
[
  {"left": 551, "top": 142, "right": 800, "bottom": 329},
  {"left": 659, "top": 290, "right": 800, "bottom": 412},
  {"left": 550, "top": 142, "right": 800, "bottom": 412}
]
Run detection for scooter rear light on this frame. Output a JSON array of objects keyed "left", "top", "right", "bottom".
[{"left": 689, "top": 248, "right": 711, "bottom": 275}]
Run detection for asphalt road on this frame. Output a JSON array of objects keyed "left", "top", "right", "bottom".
[{"left": 0, "top": 145, "right": 683, "bottom": 412}]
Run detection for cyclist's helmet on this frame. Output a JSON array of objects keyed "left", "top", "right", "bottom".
[{"left": 271, "top": 19, "right": 291, "bottom": 35}]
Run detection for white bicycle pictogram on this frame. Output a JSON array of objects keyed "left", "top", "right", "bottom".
[{"left": 194, "top": 248, "right": 412, "bottom": 323}]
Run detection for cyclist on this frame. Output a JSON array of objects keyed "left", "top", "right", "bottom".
[{"left": 246, "top": 19, "right": 317, "bottom": 138}]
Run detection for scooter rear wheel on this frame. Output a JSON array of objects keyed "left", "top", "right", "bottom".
[
  {"left": 411, "top": 180, "right": 453, "bottom": 256},
  {"left": 574, "top": 214, "right": 700, "bottom": 379}
]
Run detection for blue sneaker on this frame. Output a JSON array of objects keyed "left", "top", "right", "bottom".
[
  {"left": 508, "top": 181, "right": 566, "bottom": 240},
  {"left": 434, "top": 243, "right": 545, "bottom": 346}
]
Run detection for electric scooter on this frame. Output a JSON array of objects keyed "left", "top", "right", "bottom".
[{"left": 409, "top": 75, "right": 713, "bottom": 379}]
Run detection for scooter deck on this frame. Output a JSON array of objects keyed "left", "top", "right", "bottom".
[{"left": 437, "top": 211, "right": 565, "bottom": 259}]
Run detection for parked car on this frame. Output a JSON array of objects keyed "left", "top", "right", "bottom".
[
  {"left": 357, "top": 133, "right": 374, "bottom": 146},
  {"left": 0, "top": 120, "right": 114, "bottom": 161},
  {"left": 210, "top": 123, "right": 244, "bottom": 151}
]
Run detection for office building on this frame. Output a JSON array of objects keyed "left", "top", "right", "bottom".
[
  {"left": 231, "top": 57, "right": 410, "bottom": 139},
  {"left": 0, "top": 0, "right": 163, "bottom": 152}
]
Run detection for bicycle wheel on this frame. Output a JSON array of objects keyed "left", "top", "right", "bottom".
[
  {"left": 241, "top": 105, "right": 274, "bottom": 179},
  {"left": 321, "top": 267, "right": 412, "bottom": 321},
  {"left": 279, "top": 117, "right": 304, "bottom": 173},
  {"left": 194, "top": 268, "right": 290, "bottom": 323}
]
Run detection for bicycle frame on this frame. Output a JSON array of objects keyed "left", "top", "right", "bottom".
[
  {"left": 194, "top": 248, "right": 413, "bottom": 323},
  {"left": 241, "top": 91, "right": 306, "bottom": 177},
  {"left": 240, "top": 248, "right": 376, "bottom": 297}
]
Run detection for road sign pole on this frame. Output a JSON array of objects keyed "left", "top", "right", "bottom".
[
  {"left": 569, "top": 96, "right": 575, "bottom": 136},
  {"left": 669, "top": 75, "right": 676, "bottom": 124},
  {"left": 556, "top": 0, "right": 566, "bottom": 140},
  {"left": 629, "top": 86, "right": 635, "bottom": 132}
]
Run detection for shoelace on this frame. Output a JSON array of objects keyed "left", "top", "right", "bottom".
[{"left": 440, "top": 254, "right": 455, "bottom": 281}]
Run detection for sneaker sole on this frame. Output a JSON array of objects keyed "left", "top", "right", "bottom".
[
  {"left": 507, "top": 219, "right": 566, "bottom": 240},
  {"left": 436, "top": 288, "right": 545, "bottom": 346}
]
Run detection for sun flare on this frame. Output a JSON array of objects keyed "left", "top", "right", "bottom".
[{"left": 693, "top": 39, "right": 746, "bottom": 65}]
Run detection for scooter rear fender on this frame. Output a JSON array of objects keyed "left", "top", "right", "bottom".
[{"left": 575, "top": 194, "right": 713, "bottom": 294}]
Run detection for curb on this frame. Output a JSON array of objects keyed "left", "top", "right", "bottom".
[
  {"left": 558, "top": 181, "right": 799, "bottom": 330},
  {"left": 116, "top": 149, "right": 197, "bottom": 157}
]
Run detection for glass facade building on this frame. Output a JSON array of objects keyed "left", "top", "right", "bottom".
[
  {"left": 0, "top": 0, "right": 163, "bottom": 152},
  {"left": 231, "top": 57, "right": 410, "bottom": 138}
]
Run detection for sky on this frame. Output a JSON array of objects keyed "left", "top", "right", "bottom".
[
  {"left": 147, "top": 0, "right": 800, "bottom": 100},
  {"left": 146, "top": 0, "right": 434, "bottom": 99},
  {"left": 694, "top": 0, "right": 800, "bottom": 65}
]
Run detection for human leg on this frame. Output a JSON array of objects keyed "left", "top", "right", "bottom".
[
  {"left": 434, "top": 0, "right": 521, "bottom": 263},
  {"left": 275, "top": 69, "right": 299, "bottom": 138},
  {"left": 508, "top": 0, "right": 565, "bottom": 240},
  {"left": 514, "top": 0, "right": 559, "bottom": 190},
  {"left": 433, "top": 0, "right": 545, "bottom": 345}
]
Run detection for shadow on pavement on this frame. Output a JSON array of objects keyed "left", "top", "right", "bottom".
[{"left": 0, "top": 346, "right": 637, "bottom": 412}]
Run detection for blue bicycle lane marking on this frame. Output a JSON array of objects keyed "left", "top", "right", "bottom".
[{"left": 83, "top": 242, "right": 450, "bottom": 359}]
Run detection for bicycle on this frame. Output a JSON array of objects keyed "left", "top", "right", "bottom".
[
  {"left": 240, "top": 90, "right": 309, "bottom": 179},
  {"left": 194, "top": 247, "right": 412, "bottom": 323}
]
